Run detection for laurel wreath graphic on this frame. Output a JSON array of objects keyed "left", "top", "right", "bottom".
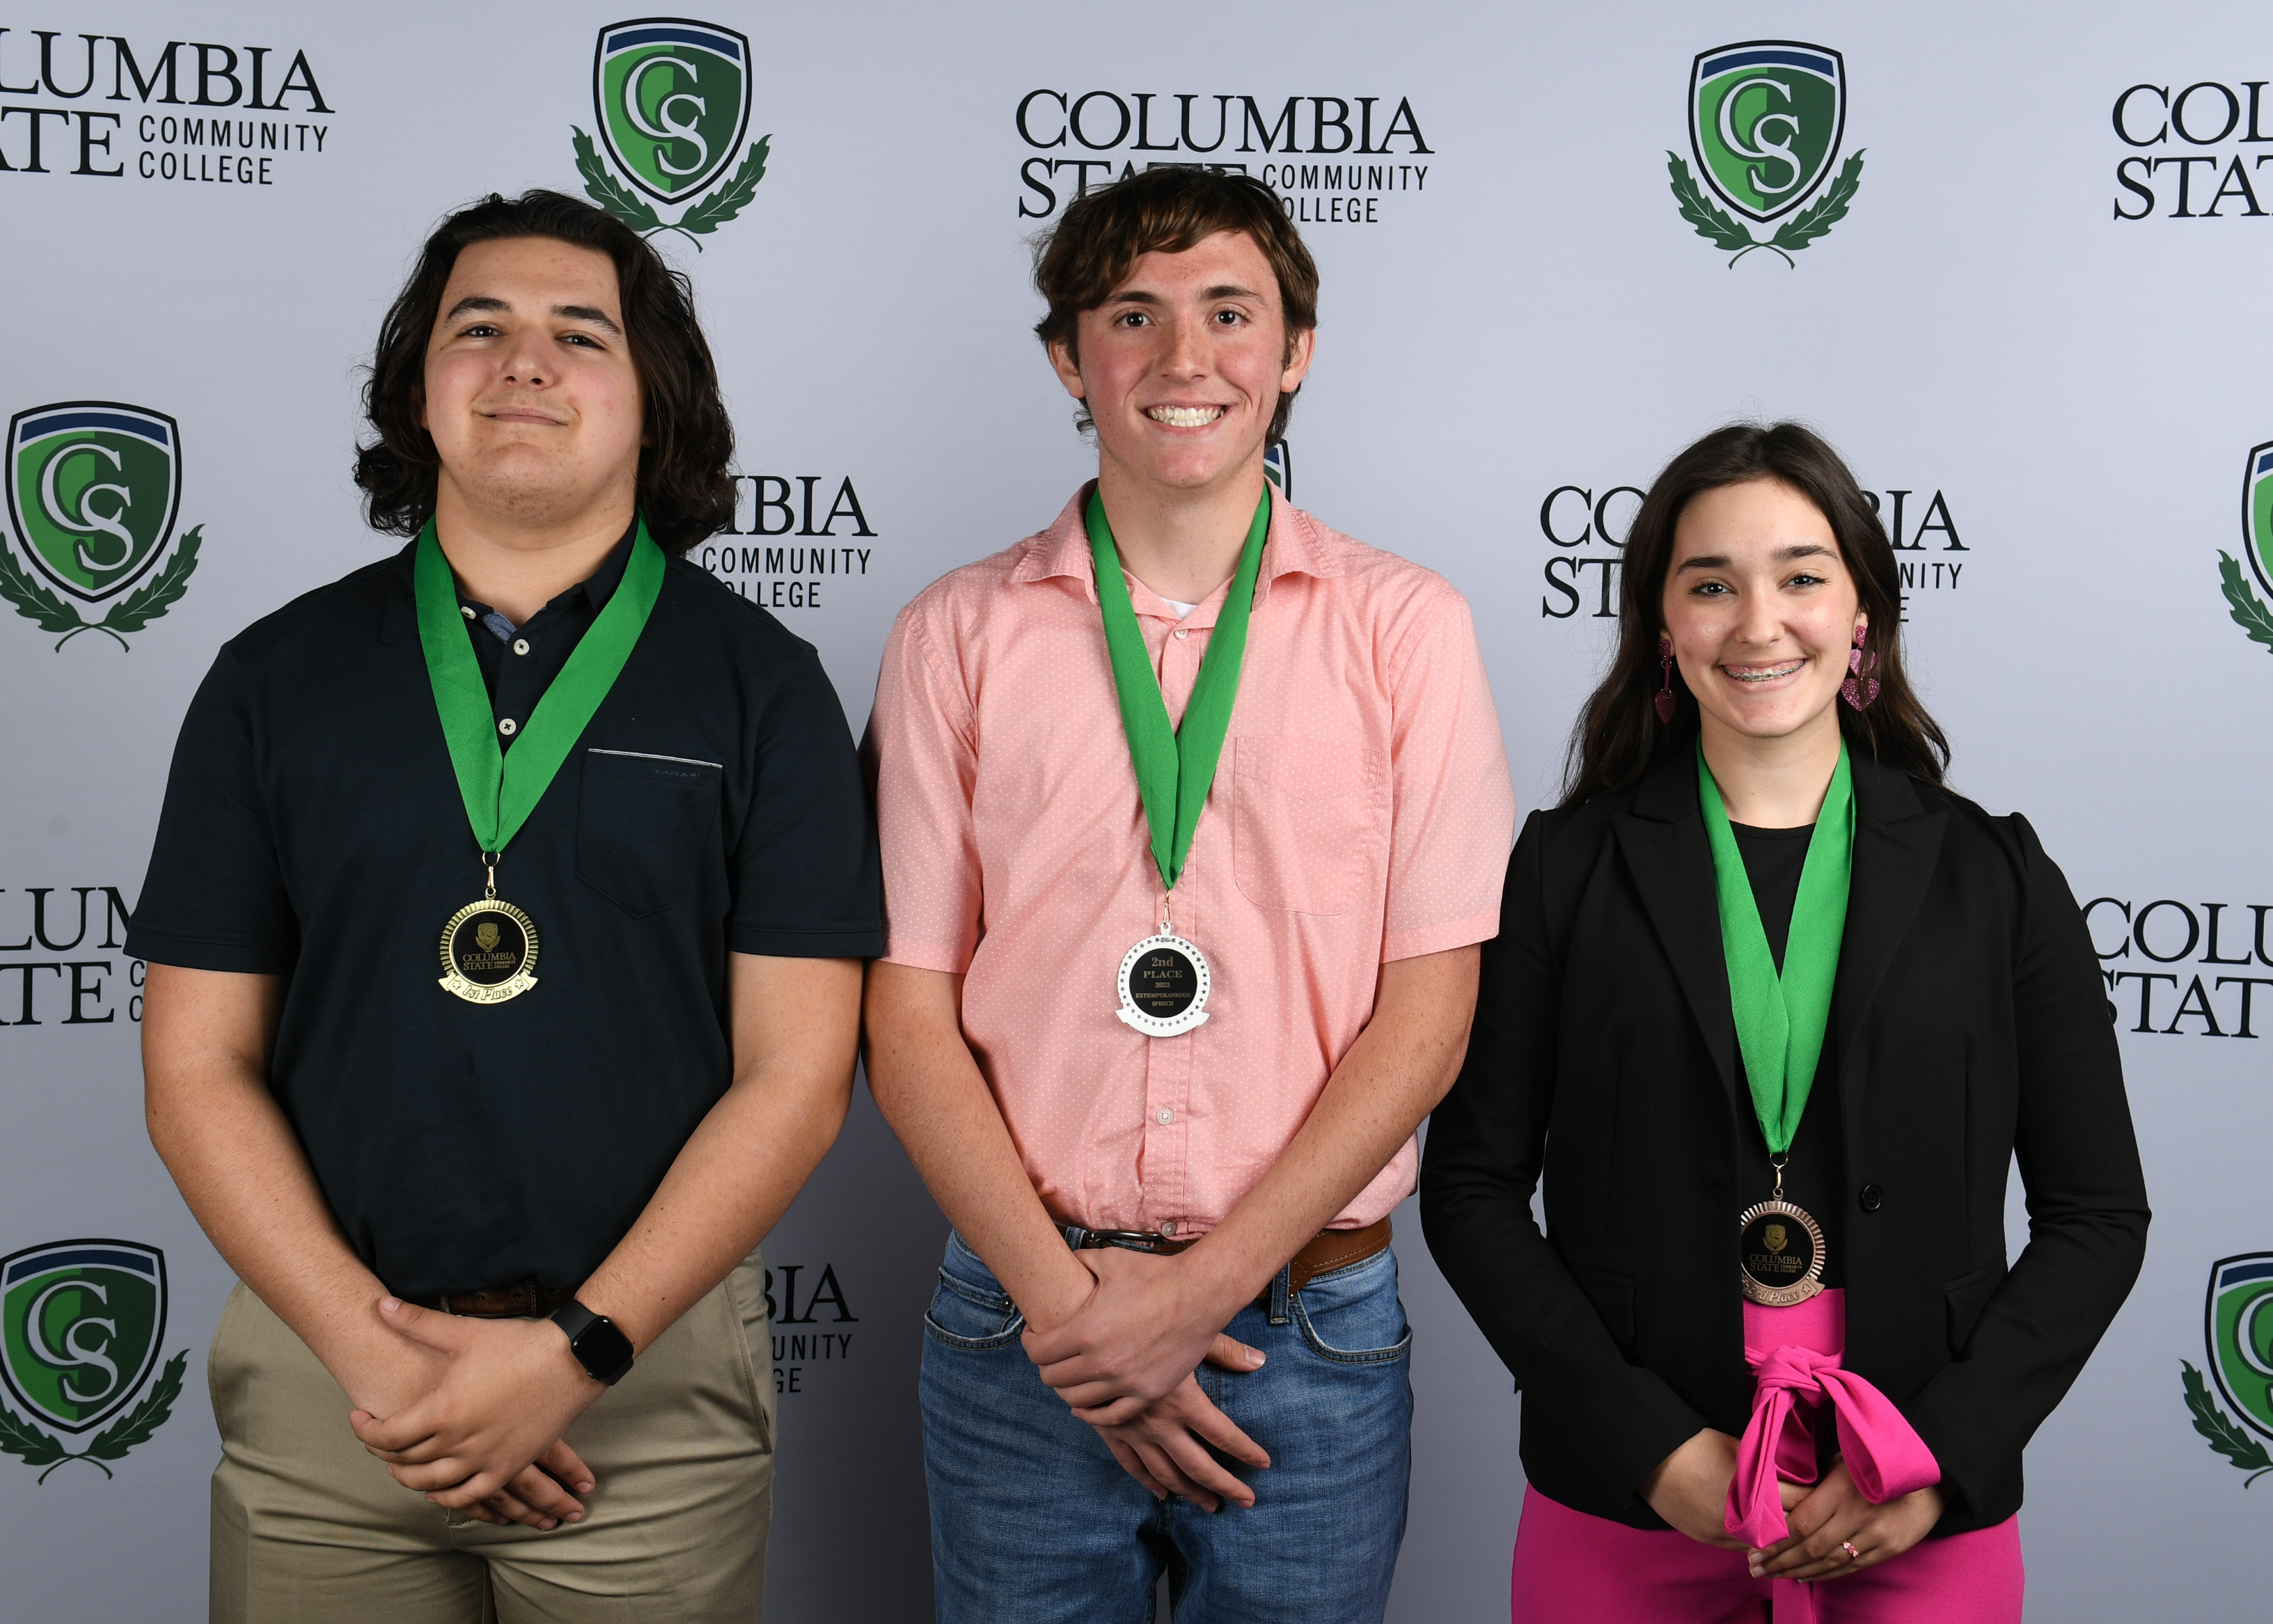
[
  {"left": 572, "top": 129, "right": 771, "bottom": 252},
  {"left": 2182, "top": 1360, "right": 2273, "bottom": 1487},
  {"left": 0, "top": 1351, "right": 187, "bottom": 1483},
  {"left": 0, "top": 525, "right": 203, "bottom": 651},
  {"left": 2218, "top": 552, "right": 2273, "bottom": 652},
  {"left": 1667, "top": 151, "right": 1867, "bottom": 267}
]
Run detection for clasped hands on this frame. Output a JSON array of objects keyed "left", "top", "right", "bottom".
[
  {"left": 344, "top": 1296, "right": 606, "bottom": 1531},
  {"left": 1021, "top": 1245, "right": 1269, "bottom": 1512},
  {"left": 1641, "top": 1427, "right": 1944, "bottom": 1583}
]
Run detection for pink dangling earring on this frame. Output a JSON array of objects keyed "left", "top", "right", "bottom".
[
  {"left": 1654, "top": 638, "right": 1676, "bottom": 723},
  {"left": 1840, "top": 623, "right": 1880, "bottom": 711}
]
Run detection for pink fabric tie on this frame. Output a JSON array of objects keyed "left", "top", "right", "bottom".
[{"left": 1723, "top": 1291, "right": 1940, "bottom": 1552}]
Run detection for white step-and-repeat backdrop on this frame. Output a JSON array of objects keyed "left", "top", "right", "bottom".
[{"left": 2, "top": 2, "right": 2267, "bottom": 1617}]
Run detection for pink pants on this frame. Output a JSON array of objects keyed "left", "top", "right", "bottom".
[
  {"left": 1510, "top": 1289, "right": 2022, "bottom": 1623},
  {"left": 1510, "top": 1488, "right": 2022, "bottom": 1623}
]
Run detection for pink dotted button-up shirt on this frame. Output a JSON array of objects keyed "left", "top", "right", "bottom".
[{"left": 868, "top": 488, "right": 1516, "bottom": 1236}]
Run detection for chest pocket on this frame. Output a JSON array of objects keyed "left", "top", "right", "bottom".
[
  {"left": 1232, "top": 734, "right": 1383, "bottom": 916},
  {"left": 576, "top": 748, "right": 723, "bottom": 917}
]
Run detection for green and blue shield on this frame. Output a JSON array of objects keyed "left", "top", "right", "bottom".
[
  {"left": 2207, "top": 1252, "right": 2273, "bottom": 1440},
  {"left": 1264, "top": 442, "right": 1292, "bottom": 500},
  {"left": 593, "top": 19, "right": 751, "bottom": 203},
  {"left": 1690, "top": 42, "right": 1846, "bottom": 223},
  {"left": 2242, "top": 441, "right": 2273, "bottom": 600},
  {"left": 6, "top": 402, "right": 180, "bottom": 604},
  {"left": 0, "top": 1240, "right": 166, "bottom": 1435}
]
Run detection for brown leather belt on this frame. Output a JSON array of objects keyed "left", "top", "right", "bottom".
[
  {"left": 1066, "top": 1215, "right": 1392, "bottom": 1300},
  {"left": 427, "top": 1279, "right": 577, "bottom": 1318}
]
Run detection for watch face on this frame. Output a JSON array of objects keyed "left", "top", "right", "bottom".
[{"left": 564, "top": 1309, "right": 636, "bottom": 1384}]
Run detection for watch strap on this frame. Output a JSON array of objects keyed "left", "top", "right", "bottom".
[{"left": 551, "top": 1300, "right": 636, "bottom": 1385}]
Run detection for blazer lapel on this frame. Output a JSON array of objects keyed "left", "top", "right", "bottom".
[
  {"left": 1613, "top": 750, "right": 1742, "bottom": 1117},
  {"left": 1829, "top": 753, "right": 1947, "bottom": 1135}
]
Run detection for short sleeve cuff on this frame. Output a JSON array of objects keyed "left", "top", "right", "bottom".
[
  {"left": 1381, "top": 909, "right": 1502, "bottom": 964},
  {"left": 727, "top": 925, "right": 885, "bottom": 960},
  {"left": 123, "top": 925, "right": 296, "bottom": 975},
  {"left": 880, "top": 938, "right": 974, "bottom": 975}
]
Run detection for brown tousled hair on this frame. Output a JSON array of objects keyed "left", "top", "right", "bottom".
[
  {"left": 354, "top": 189, "right": 735, "bottom": 555},
  {"left": 1562, "top": 422, "right": 1950, "bottom": 807},
  {"left": 1031, "top": 168, "right": 1319, "bottom": 446}
]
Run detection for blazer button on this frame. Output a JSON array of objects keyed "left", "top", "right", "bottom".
[{"left": 1857, "top": 1183, "right": 1885, "bottom": 1213}]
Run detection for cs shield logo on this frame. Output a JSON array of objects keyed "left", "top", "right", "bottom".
[
  {"left": 571, "top": 18, "right": 770, "bottom": 250},
  {"left": 0, "top": 402, "right": 204, "bottom": 651},
  {"left": 2181, "top": 1253, "right": 2273, "bottom": 1487},
  {"left": 0, "top": 1240, "right": 188, "bottom": 1484},
  {"left": 1264, "top": 441, "right": 1293, "bottom": 500},
  {"left": 2215, "top": 441, "right": 2273, "bottom": 658},
  {"left": 1667, "top": 42, "right": 1866, "bottom": 267}
]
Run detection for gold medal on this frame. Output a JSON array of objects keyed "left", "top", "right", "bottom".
[{"left": 437, "top": 856, "right": 538, "bottom": 1004}]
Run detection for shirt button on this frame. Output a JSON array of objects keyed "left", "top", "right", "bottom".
[
  {"left": 459, "top": 606, "right": 475, "bottom": 620},
  {"left": 1173, "top": 626, "right": 1189, "bottom": 640},
  {"left": 1857, "top": 1183, "right": 1885, "bottom": 1213},
  {"left": 1161, "top": 1220, "right": 1177, "bottom": 1236},
  {"left": 1156, "top": 1108, "right": 1174, "bottom": 1125},
  {"left": 512, "top": 638, "right": 530, "bottom": 656},
  {"left": 498, "top": 718, "right": 518, "bottom": 736}
]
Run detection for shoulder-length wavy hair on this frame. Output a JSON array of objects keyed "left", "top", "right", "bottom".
[
  {"left": 1562, "top": 422, "right": 1949, "bottom": 807},
  {"left": 353, "top": 189, "right": 734, "bottom": 554}
]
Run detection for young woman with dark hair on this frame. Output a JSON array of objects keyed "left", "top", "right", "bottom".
[{"left": 1422, "top": 423, "right": 2148, "bottom": 1622}]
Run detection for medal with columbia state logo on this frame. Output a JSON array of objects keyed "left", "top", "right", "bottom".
[
  {"left": 437, "top": 889, "right": 540, "bottom": 1004},
  {"left": 413, "top": 515, "right": 667, "bottom": 1007}
]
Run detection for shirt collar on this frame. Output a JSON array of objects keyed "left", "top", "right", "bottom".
[
  {"left": 379, "top": 516, "right": 640, "bottom": 643},
  {"left": 1010, "top": 479, "right": 1339, "bottom": 609}
]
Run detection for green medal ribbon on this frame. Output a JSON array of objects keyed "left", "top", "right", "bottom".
[
  {"left": 1087, "top": 484, "right": 1271, "bottom": 894},
  {"left": 414, "top": 515, "right": 666, "bottom": 859},
  {"left": 1697, "top": 739, "right": 1855, "bottom": 1156}
]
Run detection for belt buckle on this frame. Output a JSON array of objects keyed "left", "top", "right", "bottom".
[{"left": 1076, "top": 1228, "right": 1172, "bottom": 1255}]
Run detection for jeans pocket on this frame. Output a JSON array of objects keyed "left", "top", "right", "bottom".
[
  {"left": 1290, "top": 1250, "right": 1413, "bottom": 1364},
  {"left": 923, "top": 1267, "right": 1025, "bottom": 1352}
]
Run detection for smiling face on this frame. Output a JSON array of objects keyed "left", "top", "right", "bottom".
[
  {"left": 1661, "top": 477, "right": 1863, "bottom": 748},
  {"left": 1048, "top": 229, "right": 1314, "bottom": 499},
  {"left": 420, "top": 235, "right": 645, "bottom": 533}
]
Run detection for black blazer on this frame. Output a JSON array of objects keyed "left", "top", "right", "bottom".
[{"left": 1419, "top": 747, "right": 2148, "bottom": 1535}]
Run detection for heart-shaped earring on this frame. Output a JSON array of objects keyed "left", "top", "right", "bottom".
[
  {"left": 1839, "top": 624, "right": 1880, "bottom": 711},
  {"left": 1654, "top": 637, "right": 1676, "bottom": 723}
]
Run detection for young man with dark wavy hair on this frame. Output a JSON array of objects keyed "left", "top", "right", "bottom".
[
  {"left": 130, "top": 189, "right": 879, "bottom": 1623},
  {"left": 865, "top": 166, "right": 1516, "bottom": 1621}
]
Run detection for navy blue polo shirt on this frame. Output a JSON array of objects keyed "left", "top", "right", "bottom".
[{"left": 127, "top": 531, "right": 883, "bottom": 1299}]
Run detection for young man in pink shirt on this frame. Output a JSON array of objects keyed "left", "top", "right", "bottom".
[{"left": 865, "top": 168, "right": 1516, "bottom": 1623}]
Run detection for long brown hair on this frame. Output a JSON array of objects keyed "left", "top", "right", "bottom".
[
  {"left": 1561, "top": 422, "right": 1949, "bottom": 807},
  {"left": 354, "top": 189, "right": 735, "bottom": 555}
]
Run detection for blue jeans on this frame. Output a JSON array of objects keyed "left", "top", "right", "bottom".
[{"left": 920, "top": 1231, "right": 1413, "bottom": 1624}]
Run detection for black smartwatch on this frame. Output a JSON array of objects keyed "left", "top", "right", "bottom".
[{"left": 551, "top": 1300, "right": 636, "bottom": 1386}]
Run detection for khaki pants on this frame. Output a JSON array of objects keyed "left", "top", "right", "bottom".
[{"left": 208, "top": 1254, "right": 776, "bottom": 1623}]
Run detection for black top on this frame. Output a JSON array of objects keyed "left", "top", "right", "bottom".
[
  {"left": 1419, "top": 748, "right": 2148, "bottom": 1536},
  {"left": 1729, "top": 821, "right": 1843, "bottom": 1286},
  {"left": 1729, "top": 821, "right": 1808, "bottom": 971},
  {"left": 127, "top": 536, "right": 883, "bottom": 1299},
  {"left": 458, "top": 519, "right": 636, "bottom": 734}
]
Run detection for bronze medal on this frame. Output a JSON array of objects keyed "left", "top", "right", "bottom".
[
  {"left": 1737, "top": 1197, "right": 1825, "bottom": 1306},
  {"left": 438, "top": 896, "right": 539, "bottom": 1004}
]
